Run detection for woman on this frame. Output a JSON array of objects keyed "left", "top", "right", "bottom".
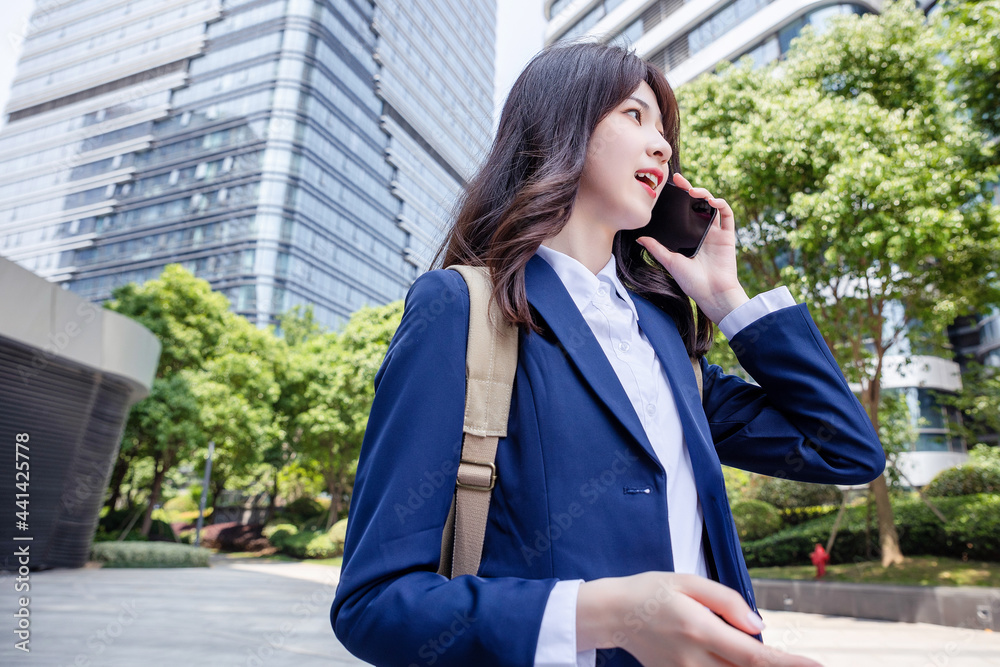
[{"left": 331, "top": 42, "right": 883, "bottom": 667}]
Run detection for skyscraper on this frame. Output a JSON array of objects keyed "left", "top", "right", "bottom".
[
  {"left": 0, "top": 0, "right": 496, "bottom": 330},
  {"left": 545, "top": 0, "right": 881, "bottom": 82}
]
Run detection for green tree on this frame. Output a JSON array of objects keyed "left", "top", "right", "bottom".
[
  {"left": 193, "top": 318, "right": 285, "bottom": 509},
  {"left": 280, "top": 304, "right": 324, "bottom": 346},
  {"left": 678, "top": 1, "right": 1000, "bottom": 566},
  {"left": 288, "top": 301, "right": 403, "bottom": 527},
  {"left": 935, "top": 0, "right": 1000, "bottom": 166},
  {"left": 106, "top": 265, "right": 284, "bottom": 536},
  {"left": 107, "top": 265, "right": 232, "bottom": 536}
]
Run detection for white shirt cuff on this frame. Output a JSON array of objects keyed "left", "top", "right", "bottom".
[
  {"left": 718, "top": 285, "right": 796, "bottom": 340},
  {"left": 534, "top": 579, "right": 595, "bottom": 667}
]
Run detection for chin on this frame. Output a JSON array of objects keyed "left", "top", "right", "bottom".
[{"left": 620, "top": 213, "right": 653, "bottom": 232}]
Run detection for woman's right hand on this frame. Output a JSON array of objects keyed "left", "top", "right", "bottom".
[{"left": 577, "top": 572, "right": 824, "bottom": 666}]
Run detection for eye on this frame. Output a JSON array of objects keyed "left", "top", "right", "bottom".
[{"left": 625, "top": 108, "right": 641, "bottom": 122}]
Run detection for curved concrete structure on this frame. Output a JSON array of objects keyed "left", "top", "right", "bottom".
[{"left": 0, "top": 256, "right": 160, "bottom": 570}]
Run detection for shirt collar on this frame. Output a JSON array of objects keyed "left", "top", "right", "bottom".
[{"left": 533, "top": 244, "right": 639, "bottom": 320}]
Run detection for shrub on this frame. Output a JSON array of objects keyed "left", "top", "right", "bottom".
[
  {"left": 329, "top": 518, "right": 349, "bottom": 545},
  {"left": 90, "top": 542, "right": 211, "bottom": 568},
  {"left": 969, "top": 443, "right": 1000, "bottom": 466},
  {"left": 742, "top": 493, "right": 1000, "bottom": 567},
  {"left": 199, "top": 523, "right": 272, "bottom": 552},
  {"left": 731, "top": 500, "right": 783, "bottom": 541},
  {"left": 278, "top": 529, "right": 342, "bottom": 559},
  {"left": 778, "top": 504, "right": 843, "bottom": 526},
  {"left": 924, "top": 463, "right": 1000, "bottom": 497},
  {"left": 263, "top": 523, "right": 299, "bottom": 549},
  {"left": 277, "top": 497, "right": 325, "bottom": 527},
  {"left": 722, "top": 466, "right": 753, "bottom": 504},
  {"left": 96, "top": 508, "right": 175, "bottom": 542},
  {"left": 163, "top": 491, "right": 199, "bottom": 513},
  {"left": 750, "top": 477, "right": 842, "bottom": 509}
]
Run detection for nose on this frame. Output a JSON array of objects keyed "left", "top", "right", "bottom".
[{"left": 649, "top": 135, "right": 672, "bottom": 164}]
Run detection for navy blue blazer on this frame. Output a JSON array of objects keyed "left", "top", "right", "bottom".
[{"left": 331, "top": 254, "right": 885, "bottom": 667}]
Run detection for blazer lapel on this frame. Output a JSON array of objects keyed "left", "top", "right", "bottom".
[
  {"left": 524, "top": 255, "right": 662, "bottom": 469},
  {"left": 630, "top": 293, "right": 725, "bottom": 501}
]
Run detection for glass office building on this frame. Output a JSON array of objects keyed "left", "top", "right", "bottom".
[
  {"left": 545, "top": 0, "right": 882, "bottom": 84},
  {"left": 0, "top": 0, "right": 496, "bottom": 330}
]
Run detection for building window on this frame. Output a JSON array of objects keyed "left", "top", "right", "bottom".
[{"left": 887, "top": 387, "right": 966, "bottom": 453}]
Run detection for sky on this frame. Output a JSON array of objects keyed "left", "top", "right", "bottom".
[{"left": 0, "top": 0, "right": 547, "bottom": 133}]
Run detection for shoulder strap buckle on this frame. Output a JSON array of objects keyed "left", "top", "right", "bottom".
[{"left": 456, "top": 459, "right": 497, "bottom": 491}]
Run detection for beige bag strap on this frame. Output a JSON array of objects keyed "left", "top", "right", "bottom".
[{"left": 438, "top": 265, "right": 519, "bottom": 579}]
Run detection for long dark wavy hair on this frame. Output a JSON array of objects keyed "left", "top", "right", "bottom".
[{"left": 431, "top": 41, "right": 714, "bottom": 358}]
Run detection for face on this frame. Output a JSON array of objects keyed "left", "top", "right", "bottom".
[{"left": 575, "top": 81, "right": 673, "bottom": 233}]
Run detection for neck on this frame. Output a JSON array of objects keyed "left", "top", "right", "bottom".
[{"left": 541, "top": 214, "right": 616, "bottom": 276}]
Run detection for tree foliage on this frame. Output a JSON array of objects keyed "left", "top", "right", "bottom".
[
  {"left": 935, "top": 0, "right": 1000, "bottom": 165},
  {"left": 106, "top": 265, "right": 285, "bottom": 534},
  {"left": 678, "top": 0, "right": 1000, "bottom": 565},
  {"left": 284, "top": 301, "right": 403, "bottom": 527}
]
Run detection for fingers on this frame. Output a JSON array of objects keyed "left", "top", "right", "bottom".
[
  {"left": 635, "top": 236, "right": 681, "bottom": 271},
  {"left": 703, "top": 621, "right": 823, "bottom": 667},
  {"left": 669, "top": 172, "right": 735, "bottom": 231},
  {"left": 672, "top": 576, "right": 825, "bottom": 667},
  {"left": 673, "top": 574, "right": 765, "bottom": 636}
]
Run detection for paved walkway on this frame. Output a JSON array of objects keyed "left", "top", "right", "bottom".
[
  {"left": 1, "top": 561, "right": 998, "bottom": 666},
  {"left": 758, "top": 609, "right": 1000, "bottom": 667},
  {"left": 0, "top": 560, "right": 365, "bottom": 666}
]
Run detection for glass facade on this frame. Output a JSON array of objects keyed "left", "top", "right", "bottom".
[
  {"left": 732, "top": 3, "right": 869, "bottom": 70},
  {"left": 550, "top": 0, "right": 877, "bottom": 81},
  {"left": 0, "top": 0, "right": 497, "bottom": 332},
  {"left": 884, "top": 387, "right": 965, "bottom": 453}
]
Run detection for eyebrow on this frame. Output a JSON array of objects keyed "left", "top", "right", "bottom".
[{"left": 627, "top": 96, "right": 664, "bottom": 129}]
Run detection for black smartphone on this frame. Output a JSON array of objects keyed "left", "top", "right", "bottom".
[{"left": 622, "top": 172, "right": 718, "bottom": 258}]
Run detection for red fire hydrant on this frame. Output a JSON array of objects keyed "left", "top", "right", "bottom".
[{"left": 810, "top": 543, "right": 830, "bottom": 578}]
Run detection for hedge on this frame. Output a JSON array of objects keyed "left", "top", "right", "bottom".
[
  {"left": 275, "top": 529, "right": 342, "bottom": 559},
  {"left": 777, "top": 503, "right": 842, "bottom": 526},
  {"left": 742, "top": 493, "right": 1000, "bottom": 568},
  {"left": 276, "top": 497, "right": 326, "bottom": 527},
  {"left": 263, "top": 523, "right": 298, "bottom": 546},
  {"left": 731, "top": 500, "right": 783, "bottom": 541},
  {"left": 91, "top": 542, "right": 211, "bottom": 568},
  {"left": 749, "top": 477, "right": 842, "bottom": 509},
  {"left": 923, "top": 463, "right": 1000, "bottom": 497}
]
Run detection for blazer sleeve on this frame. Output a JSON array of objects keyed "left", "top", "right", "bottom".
[
  {"left": 700, "top": 303, "right": 886, "bottom": 485},
  {"left": 330, "top": 269, "right": 557, "bottom": 667}
]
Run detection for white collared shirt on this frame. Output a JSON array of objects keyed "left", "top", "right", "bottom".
[{"left": 531, "top": 243, "right": 795, "bottom": 667}]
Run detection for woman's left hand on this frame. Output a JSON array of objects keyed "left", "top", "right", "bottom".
[{"left": 636, "top": 172, "right": 749, "bottom": 324}]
